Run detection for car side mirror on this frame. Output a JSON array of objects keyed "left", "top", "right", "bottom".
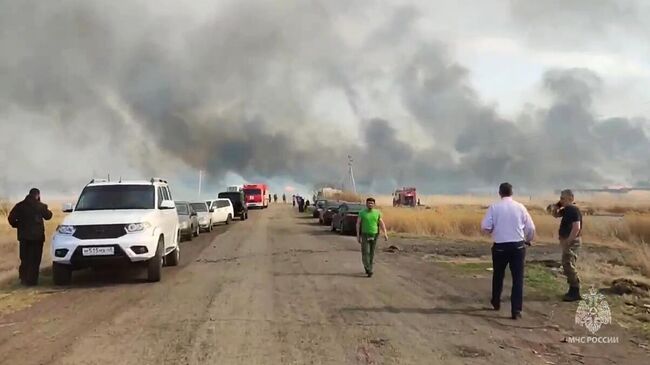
[
  {"left": 62, "top": 202, "right": 74, "bottom": 213},
  {"left": 160, "top": 200, "right": 175, "bottom": 210},
  {"left": 209, "top": 208, "right": 214, "bottom": 213},
  {"left": 191, "top": 212, "right": 197, "bottom": 217}
]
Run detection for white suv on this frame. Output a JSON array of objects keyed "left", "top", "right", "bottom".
[
  {"left": 51, "top": 178, "right": 181, "bottom": 284},
  {"left": 207, "top": 198, "right": 235, "bottom": 225}
]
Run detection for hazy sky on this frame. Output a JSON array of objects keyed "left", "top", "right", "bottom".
[{"left": 1, "top": 0, "right": 649, "bottom": 198}]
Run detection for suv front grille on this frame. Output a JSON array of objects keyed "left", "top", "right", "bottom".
[{"left": 73, "top": 225, "right": 126, "bottom": 240}]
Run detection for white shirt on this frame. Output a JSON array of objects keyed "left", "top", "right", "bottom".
[{"left": 481, "top": 197, "right": 535, "bottom": 243}]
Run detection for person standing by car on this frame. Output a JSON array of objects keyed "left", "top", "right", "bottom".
[
  {"left": 550, "top": 189, "right": 583, "bottom": 302},
  {"left": 7, "top": 188, "right": 53, "bottom": 286},
  {"left": 356, "top": 197, "right": 388, "bottom": 277},
  {"left": 481, "top": 183, "right": 535, "bottom": 320},
  {"left": 283, "top": 193, "right": 287, "bottom": 204}
]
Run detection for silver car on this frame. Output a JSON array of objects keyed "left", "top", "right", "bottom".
[
  {"left": 175, "top": 201, "right": 199, "bottom": 241},
  {"left": 190, "top": 202, "right": 213, "bottom": 232}
]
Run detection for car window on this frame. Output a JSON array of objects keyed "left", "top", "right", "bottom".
[
  {"left": 164, "top": 187, "right": 172, "bottom": 201},
  {"left": 157, "top": 187, "right": 165, "bottom": 208},
  {"left": 176, "top": 203, "right": 189, "bottom": 215},
  {"left": 190, "top": 203, "right": 208, "bottom": 212}
]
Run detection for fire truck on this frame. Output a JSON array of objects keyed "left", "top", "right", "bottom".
[
  {"left": 392, "top": 187, "right": 417, "bottom": 207},
  {"left": 243, "top": 184, "right": 269, "bottom": 209}
]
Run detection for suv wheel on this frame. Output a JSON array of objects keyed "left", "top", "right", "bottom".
[
  {"left": 165, "top": 247, "right": 180, "bottom": 267},
  {"left": 52, "top": 262, "right": 72, "bottom": 285},
  {"left": 226, "top": 214, "right": 232, "bottom": 225},
  {"left": 147, "top": 238, "right": 163, "bottom": 282}
]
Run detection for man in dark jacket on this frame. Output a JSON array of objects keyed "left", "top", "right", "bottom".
[{"left": 7, "top": 188, "right": 53, "bottom": 286}]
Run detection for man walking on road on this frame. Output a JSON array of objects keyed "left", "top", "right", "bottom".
[
  {"left": 273, "top": 194, "right": 278, "bottom": 203},
  {"left": 282, "top": 193, "right": 287, "bottom": 204},
  {"left": 550, "top": 189, "right": 583, "bottom": 302},
  {"left": 7, "top": 188, "right": 53, "bottom": 286},
  {"left": 356, "top": 197, "right": 388, "bottom": 277},
  {"left": 481, "top": 183, "right": 535, "bottom": 320}
]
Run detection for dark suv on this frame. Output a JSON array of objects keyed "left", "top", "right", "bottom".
[{"left": 218, "top": 191, "right": 249, "bottom": 220}]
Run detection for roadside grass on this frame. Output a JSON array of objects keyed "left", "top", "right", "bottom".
[
  {"left": 441, "top": 261, "right": 568, "bottom": 301},
  {"left": 0, "top": 270, "right": 55, "bottom": 315}
]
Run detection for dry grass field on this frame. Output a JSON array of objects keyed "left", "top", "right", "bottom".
[{"left": 318, "top": 191, "right": 650, "bottom": 280}]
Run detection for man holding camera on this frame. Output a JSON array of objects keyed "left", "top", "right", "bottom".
[
  {"left": 549, "top": 189, "right": 583, "bottom": 302},
  {"left": 7, "top": 188, "right": 53, "bottom": 286}
]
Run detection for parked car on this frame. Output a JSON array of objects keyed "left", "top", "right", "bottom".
[
  {"left": 51, "top": 178, "right": 181, "bottom": 285},
  {"left": 331, "top": 203, "right": 365, "bottom": 235},
  {"left": 190, "top": 202, "right": 212, "bottom": 232},
  {"left": 312, "top": 199, "right": 327, "bottom": 218},
  {"left": 176, "top": 201, "right": 199, "bottom": 241},
  {"left": 208, "top": 198, "right": 235, "bottom": 225},
  {"left": 319, "top": 201, "right": 341, "bottom": 225},
  {"left": 218, "top": 191, "right": 248, "bottom": 220}
]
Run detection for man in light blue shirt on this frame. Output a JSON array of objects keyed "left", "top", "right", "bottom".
[{"left": 481, "top": 182, "right": 535, "bottom": 320}]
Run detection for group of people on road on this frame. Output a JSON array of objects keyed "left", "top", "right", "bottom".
[
  {"left": 9, "top": 182, "right": 585, "bottom": 317},
  {"left": 481, "top": 183, "right": 583, "bottom": 320}
]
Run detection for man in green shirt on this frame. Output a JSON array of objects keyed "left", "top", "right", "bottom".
[{"left": 356, "top": 197, "right": 388, "bottom": 277}]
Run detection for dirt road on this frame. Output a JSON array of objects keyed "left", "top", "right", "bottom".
[{"left": 0, "top": 206, "right": 647, "bottom": 364}]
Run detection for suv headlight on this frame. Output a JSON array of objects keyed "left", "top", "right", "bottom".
[
  {"left": 57, "top": 225, "right": 76, "bottom": 235},
  {"left": 125, "top": 222, "right": 152, "bottom": 233}
]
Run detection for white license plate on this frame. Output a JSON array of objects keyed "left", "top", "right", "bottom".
[{"left": 82, "top": 247, "right": 115, "bottom": 256}]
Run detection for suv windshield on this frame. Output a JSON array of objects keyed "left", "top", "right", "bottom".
[
  {"left": 219, "top": 192, "right": 242, "bottom": 201},
  {"left": 190, "top": 203, "right": 207, "bottom": 212},
  {"left": 75, "top": 185, "right": 154, "bottom": 211},
  {"left": 176, "top": 203, "right": 189, "bottom": 215}
]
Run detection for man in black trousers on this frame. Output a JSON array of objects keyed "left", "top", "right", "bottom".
[
  {"left": 481, "top": 183, "right": 536, "bottom": 320},
  {"left": 7, "top": 188, "right": 53, "bottom": 286}
]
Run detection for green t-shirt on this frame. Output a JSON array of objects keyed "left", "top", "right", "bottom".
[{"left": 359, "top": 208, "right": 381, "bottom": 235}]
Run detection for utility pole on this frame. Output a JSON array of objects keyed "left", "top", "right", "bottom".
[
  {"left": 198, "top": 170, "right": 203, "bottom": 198},
  {"left": 348, "top": 155, "right": 357, "bottom": 194}
]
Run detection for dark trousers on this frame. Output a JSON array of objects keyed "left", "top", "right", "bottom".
[
  {"left": 19, "top": 240, "right": 44, "bottom": 286},
  {"left": 491, "top": 242, "right": 526, "bottom": 314}
]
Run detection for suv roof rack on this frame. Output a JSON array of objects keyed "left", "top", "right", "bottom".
[
  {"left": 150, "top": 177, "right": 168, "bottom": 184},
  {"left": 89, "top": 178, "right": 109, "bottom": 184}
]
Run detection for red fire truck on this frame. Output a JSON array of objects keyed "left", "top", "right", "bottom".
[
  {"left": 243, "top": 184, "right": 269, "bottom": 209},
  {"left": 392, "top": 187, "right": 417, "bottom": 207}
]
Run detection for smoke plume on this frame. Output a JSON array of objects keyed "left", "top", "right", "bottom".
[{"left": 0, "top": 0, "right": 648, "bottom": 197}]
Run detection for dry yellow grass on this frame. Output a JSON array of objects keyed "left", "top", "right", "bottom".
[
  {"left": 380, "top": 205, "right": 650, "bottom": 245},
  {"left": 378, "top": 198, "right": 650, "bottom": 279}
]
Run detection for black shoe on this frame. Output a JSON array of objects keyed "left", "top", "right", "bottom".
[
  {"left": 490, "top": 299, "right": 500, "bottom": 311},
  {"left": 563, "top": 286, "right": 582, "bottom": 302},
  {"left": 367, "top": 272, "right": 373, "bottom": 277},
  {"left": 511, "top": 312, "right": 522, "bottom": 320}
]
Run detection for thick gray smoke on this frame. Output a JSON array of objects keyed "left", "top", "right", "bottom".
[{"left": 0, "top": 0, "right": 648, "bottom": 197}]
